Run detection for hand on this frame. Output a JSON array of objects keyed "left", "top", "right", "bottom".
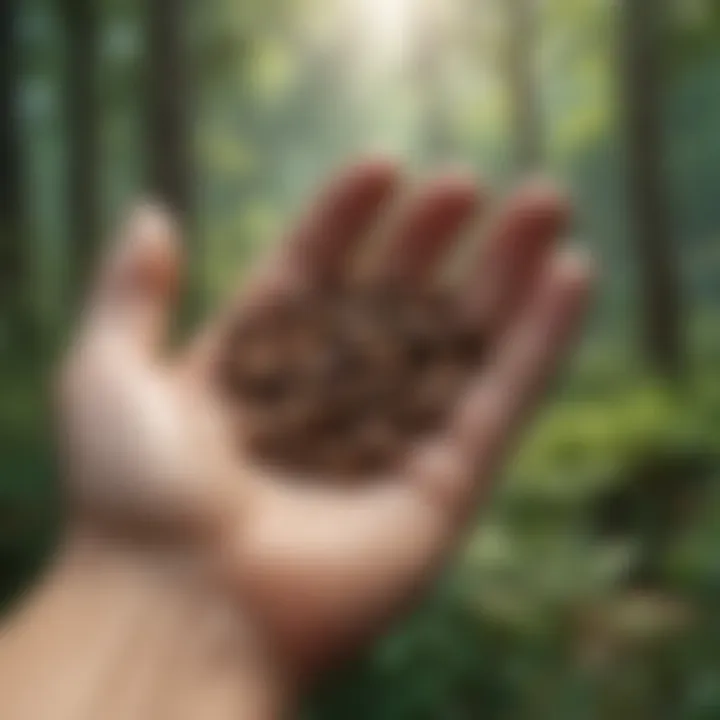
[{"left": 58, "top": 160, "right": 593, "bottom": 683}]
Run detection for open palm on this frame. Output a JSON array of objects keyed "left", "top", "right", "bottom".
[{"left": 59, "top": 160, "right": 592, "bottom": 677}]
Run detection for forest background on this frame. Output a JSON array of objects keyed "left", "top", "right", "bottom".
[{"left": 2, "top": 1, "right": 720, "bottom": 717}]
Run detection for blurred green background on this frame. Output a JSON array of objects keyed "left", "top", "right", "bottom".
[{"left": 2, "top": 0, "right": 720, "bottom": 717}]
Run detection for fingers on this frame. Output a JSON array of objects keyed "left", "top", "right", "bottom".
[
  {"left": 279, "top": 158, "right": 399, "bottom": 288},
  {"left": 230, "top": 160, "right": 399, "bottom": 315},
  {"left": 464, "top": 180, "right": 570, "bottom": 336},
  {"left": 83, "top": 204, "right": 182, "bottom": 357},
  {"left": 372, "top": 172, "right": 481, "bottom": 285},
  {"left": 408, "top": 250, "right": 594, "bottom": 519}
]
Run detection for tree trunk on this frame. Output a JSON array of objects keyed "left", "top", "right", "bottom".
[
  {"left": 621, "top": 0, "right": 683, "bottom": 378},
  {"left": 506, "top": 0, "right": 542, "bottom": 173},
  {"left": 144, "top": 0, "right": 196, "bottom": 312},
  {"left": 60, "top": 0, "right": 101, "bottom": 304},
  {"left": 144, "top": 0, "right": 193, "bottom": 228},
  {"left": 0, "top": 0, "right": 30, "bottom": 348}
]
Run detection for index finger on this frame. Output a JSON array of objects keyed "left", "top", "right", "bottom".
[{"left": 185, "top": 160, "right": 399, "bottom": 373}]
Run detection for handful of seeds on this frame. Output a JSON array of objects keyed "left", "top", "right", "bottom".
[{"left": 215, "top": 285, "right": 485, "bottom": 481}]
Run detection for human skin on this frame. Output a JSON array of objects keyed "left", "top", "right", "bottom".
[{"left": 0, "top": 160, "right": 593, "bottom": 719}]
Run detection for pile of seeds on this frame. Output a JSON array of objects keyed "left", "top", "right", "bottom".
[{"left": 215, "top": 285, "right": 485, "bottom": 480}]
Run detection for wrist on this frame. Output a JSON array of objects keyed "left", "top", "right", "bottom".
[{"left": 0, "top": 529, "right": 293, "bottom": 720}]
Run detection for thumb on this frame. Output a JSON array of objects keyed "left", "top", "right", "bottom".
[{"left": 83, "top": 203, "right": 183, "bottom": 357}]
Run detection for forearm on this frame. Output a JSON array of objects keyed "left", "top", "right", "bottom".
[{"left": 0, "top": 534, "right": 291, "bottom": 720}]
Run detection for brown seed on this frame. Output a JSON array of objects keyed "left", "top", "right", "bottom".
[
  {"left": 217, "top": 281, "right": 486, "bottom": 482},
  {"left": 353, "top": 417, "right": 400, "bottom": 471}
]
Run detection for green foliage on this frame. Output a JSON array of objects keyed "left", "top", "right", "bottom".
[{"left": 305, "top": 375, "right": 720, "bottom": 718}]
